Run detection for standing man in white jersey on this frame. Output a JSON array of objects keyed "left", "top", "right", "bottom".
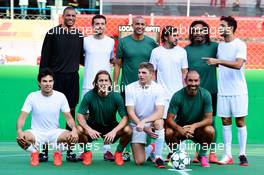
[
  {"left": 82, "top": 14, "right": 115, "bottom": 97},
  {"left": 126, "top": 62, "right": 166, "bottom": 168},
  {"left": 150, "top": 25, "right": 188, "bottom": 119},
  {"left": 207, "top": 16, "right": 248, "bottom": 166},
  {"left": 16, "top": 68, "right": 78, "bottom": 166},
  {"left": 82, "top": 14, "right": 115, "bottom": 161}
]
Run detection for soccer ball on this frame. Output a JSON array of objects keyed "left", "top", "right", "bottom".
[{"left": 170, "top": 150, "right": 190, "bottom": 170}]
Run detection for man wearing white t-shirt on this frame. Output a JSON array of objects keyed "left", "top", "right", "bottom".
[
  {"left": 82, "top": 14, "right": 115, "bottom": 97},
  {"left": 150, "top": 25, "right": 188, "bottom": 119},
  {"left": 207, "top": 16, "right": 248, "bottom": 166},
  {"left": 16, "top": 69, "right": 78, "bottom": 166},
  {"left": 126, "top": 62, "right": 165, "bottom": 168},
  {"left": 82, "top": 14, "right": 115, "bottom": 161}
]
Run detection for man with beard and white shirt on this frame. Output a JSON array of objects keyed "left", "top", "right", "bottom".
[
  {"left": 81, "top": 14, "right": 115, "bottom": 161},
  {"left": 207, "top": 16, "right": 249, "bottom": 166},
  {"left": 150, "top": 25, "right": 188, "bottom": 119},
  {"left": 149, "top": 26, "right": 188, "bottom": 161}
]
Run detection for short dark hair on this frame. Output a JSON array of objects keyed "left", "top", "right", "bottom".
[
  {"left": 186, "top": 70, "right": 200, "bottom": 80},
  {"left": 161, "top": 26, "right": 177, "bottom": 43},
  {"left": 92, "top": 70, "right": 112, "bottom": 91},
  {"left": 92, "top": 15, "right": 106, "bottom": 25},
  {"left": 220, "top": 16, "right": 237, "bottom": 33},
  {"left": 189, "top": 20, "right": 211, "bottom": 46},
  {"left": 138, "top": 62, "right": 154, "bottom": 73},
  {"left": 38, "top": 68, "right": 54, "bottom": 82},
  {"left": 63, "top": 6, "right": 76, "bottom": 15}
]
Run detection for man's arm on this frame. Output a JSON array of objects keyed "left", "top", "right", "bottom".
[
  {"left": 63, "top": 112, "right": 78, "bottom": 142},
  {"left": 16, "top": 111, "right": 28, "bottom": 134},
  {"left": 113, "top": 59, "right": 122, "bottom": 86},
  {"left": 39, "top": 32, "right": 53, "bottom": 70},
  {"left": 76, "top": 113, "right": 101, "bottom": 139},
  {"left": 142, "top": 105, "right": 164, "bottom": 123},
  {"left": 63, "top": 112, "right": 78, "bottom": 131},
  {"left": 126, "top": 106, "right": 141, "bottom": 125},
  {"left": 183, "top": 112, "right": 212, "bottom": 137},
  {"left": 207, "top": 58, "right": 245, "bottom": 70},
  {"left": 16, "top": 111, "right": 30, "bottom": 148},
  {"left": 181, "top": 68, "right": 188, "bottom": 86},
  {"left": 166, "top": 113, "right": 188, "bottom": 137}
]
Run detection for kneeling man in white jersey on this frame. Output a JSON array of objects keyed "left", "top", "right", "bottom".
[{"left": 126, "top": 62, "right": 165, "bottom": 168}]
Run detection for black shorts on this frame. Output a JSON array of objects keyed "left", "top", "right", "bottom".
[
  {"left": 53, "top": 72, "right": 79, "bottom": 108},
  {"left": 211, "top": 93, "right": 217, "bottom": 117},
  {"left": 87, "top": 121, "right": 119, "bottom": 136}
]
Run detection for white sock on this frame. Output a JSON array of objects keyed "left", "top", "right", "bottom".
[
  {"left": 145, "top": 144, "right": 154, "bottom": 161},
  {"left": 222, "top": 125, "right": 232, "bottom": 157},
  {"left": 237, "top": 126, "right": 247, "bottom": 156},
  {"left": 27, "top": 144, "right": 37, "bottom": 153},
  {"left": 103, "top": 144, "right": 111, "bottom": 153},
  {"left": 154, "top": 129, "right": 165, "bottom": 159}
]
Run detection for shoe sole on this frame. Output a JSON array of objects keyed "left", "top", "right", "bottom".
[
  {"left": 240, "top": 163, "right": 249, "bottom": 166},
  {"left": 217, "top": 161, "right": 234, "bottom": 165},
  {"left": 156, "top": 165, "right": 166, "bottom": 168}
]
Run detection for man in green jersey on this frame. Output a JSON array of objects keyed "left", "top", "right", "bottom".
[
  {"left": 76, "top": 70, "right": 132, "bottom": 166},
  {"left": 165, "top": 70, "right": 215, "bottom": 168},
  {"left": 114, "top": 15, "right": 157, "bottom": 160},
  {"left": 185, "top": 20, "right": 218, "bottom": 163}
]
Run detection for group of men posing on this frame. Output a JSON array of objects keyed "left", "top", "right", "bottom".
[{"left": 16, "top": 6, "right": 249, "bottom": 168}]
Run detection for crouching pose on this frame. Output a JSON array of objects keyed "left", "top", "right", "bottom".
[
  {"left": 16, "top": 68, "right": 78, "bottom": 166},
  {"left": 76, "top": 70, "right": 132, "bottom": 166}
]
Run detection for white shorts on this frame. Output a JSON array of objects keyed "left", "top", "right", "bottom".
[
  {"left": 131, "top": 123, "right": 152, "bottom": 144},
  {"left": 217, "top": 95, "right": 248, "bottom": 117},
  {"left": 27, "top": 128, "right": 67, "bottom": 146}
]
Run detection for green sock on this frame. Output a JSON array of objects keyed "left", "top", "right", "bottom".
[
  {"left": 211, "top": 117, "right": 217, "bottom": 152},
  {"left": 124, "top": 144, "right": 131, "bottom": 152},
  {"left": 83, "top": 143, "right": 91, "bottom": 152},
  {"left": 116, "top": 143, "right": 125, "bottom": 153},
  {"left": 199, "top": 144, "right": 207, "bottom": 156}
]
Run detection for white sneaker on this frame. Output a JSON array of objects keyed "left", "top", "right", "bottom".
[{"left": 217, "top": 155, "right": 234, "bottom": 165}]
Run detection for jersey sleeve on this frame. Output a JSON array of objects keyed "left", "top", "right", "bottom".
[
  {"left": 60, "top": 94, "right": 70, "bottom": 113},
  {"left": 236, "top": 41, "right": 247, "bottom": 61},
  {"left": 167, "top": 93, "right": 180, "bottom": 115},
  {"left": 116, "top": 38, "right": 124, "bottom": 60},
  {"left": 203, "top": 90, "right": 213, "bottom": 113},
  {"left": 21, "top": 93, "right": 33, "bottom": 113},
  {"left": 78, "top": 94, "right": 90, "bottom": 115},
  {"left": 149, "top": 49, "right": 158, "bottom": 70},
  {"left": 115, "top": 93, "right": 127, "bottom": 118},
  {"left": 125, "top": 85, "right": 135, "bottom": 106}
]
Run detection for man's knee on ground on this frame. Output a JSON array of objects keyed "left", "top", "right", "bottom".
[
  {"left": 134, "top": 158, "right": 145, "bottom": 166},
  {"left": 153, "top": 119, "right": 164, "bottom": 130}
]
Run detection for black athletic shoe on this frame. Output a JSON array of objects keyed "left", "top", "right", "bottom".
[
  {"left": 239, "top": 155, "right": 248, "bottom": 166},
  {"left": 66, "top": 150, "right": 78, "bottom": 162},
  {"left": 39, "top": 152, "right": 48, "bottom": 162},
  {"left": 155, "top": 158, "right": 166, "bottom": 168},
  {"left": 165, "top": 152, "right": 173, "bottom": 162},
  {"left": 122, "top": 152, "right": 131, "bottom": 162}
]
